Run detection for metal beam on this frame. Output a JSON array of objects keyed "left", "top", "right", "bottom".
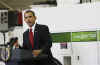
[{"left": 0, "top": 0, "right": 13, "bottom": 10}]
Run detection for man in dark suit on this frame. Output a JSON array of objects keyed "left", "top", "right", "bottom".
[
  {"left": 6, "top": 37, "right": 22, "bottom": 65},
  {"left": 23, "top": 10, "right": 56, "bottom": 65}
]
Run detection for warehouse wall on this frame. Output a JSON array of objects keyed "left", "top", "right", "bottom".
[{"left": 23, "top": 2, "right": 100, "bottom": 33}]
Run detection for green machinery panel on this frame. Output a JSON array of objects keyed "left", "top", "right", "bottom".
[
  {"left": 98, "top": 30, "right": 100, "bottom": 41},
  {"left": 72, "top": 31, "right": 97, "bottom": 42},
  {"left": 51, "top": 32, "right": 71, "bottom": 43}
]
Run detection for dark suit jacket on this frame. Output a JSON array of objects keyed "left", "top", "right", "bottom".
[{"left": 23, "top": 24, "right": 53, "bottom": 59}]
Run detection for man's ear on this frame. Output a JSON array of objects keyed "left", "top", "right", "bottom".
[{"left": 35, "top": 16, "right": 37, "bottom": 20}]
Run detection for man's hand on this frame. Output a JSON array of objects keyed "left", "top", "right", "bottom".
[{"left": 32, "top": 50, "right": 42, "bottom": 57}]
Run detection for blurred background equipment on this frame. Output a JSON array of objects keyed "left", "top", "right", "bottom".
[{"left": 0, "top": 9, "right": 8, "bottom": 32}]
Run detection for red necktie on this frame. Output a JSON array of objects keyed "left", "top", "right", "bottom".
[{"left": 29, "top": 28, "right": 34, "bottom": 48}]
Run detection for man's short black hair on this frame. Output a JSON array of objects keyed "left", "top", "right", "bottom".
[{"left": 24, "top": 10, "right": 35, "bottom": 16}]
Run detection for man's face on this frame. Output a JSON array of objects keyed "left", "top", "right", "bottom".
[{"left": 24, "top": 12, "right": 36, "bottom": 27}]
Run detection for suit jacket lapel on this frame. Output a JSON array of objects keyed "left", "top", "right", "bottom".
[{"left": 34, "top": 24, "right": 38, "bottom": 49}]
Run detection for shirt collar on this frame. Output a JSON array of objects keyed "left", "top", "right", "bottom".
[{"left": 29, "top": 22, "right": 36, "bottom": 32}]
